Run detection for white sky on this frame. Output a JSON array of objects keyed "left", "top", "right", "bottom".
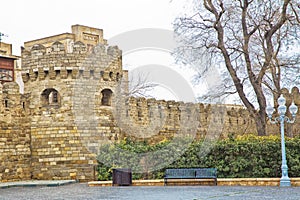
[
  {"left": 1, "top": 0, "right": 187, "bottom": 55},
  {"left": 0, "top": 0, "right": 210, "bottom": 102}
]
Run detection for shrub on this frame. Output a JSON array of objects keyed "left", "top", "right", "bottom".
[{"left": 96, "top": 135, "right": 300, "bottom": 180}]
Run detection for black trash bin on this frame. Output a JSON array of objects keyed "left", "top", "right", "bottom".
[{"left": 112, "top": 168, "right": 132, "bottom": 186}]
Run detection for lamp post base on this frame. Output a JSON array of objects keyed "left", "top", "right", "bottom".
[{"left": 280, "top": 178, "right": 291, "bottom": 187}]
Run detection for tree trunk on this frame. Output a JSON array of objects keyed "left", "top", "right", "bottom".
[{"left": 255, "top": 111, "right": 267, "bottom": 136}]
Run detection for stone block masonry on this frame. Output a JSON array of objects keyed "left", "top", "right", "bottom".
[
  {"left": 0, "top": 83, "right": 31, "bottom": 182},
  {"left": 0, "top": 25, "right": 299, "bottom": 182}
]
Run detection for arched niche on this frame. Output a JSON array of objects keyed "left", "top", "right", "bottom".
[
  {"left": 101, "top": 89, "right": 113, "bottom": 106},
  {"left": 41, "top": 88, "right": 61, "bottom": 107}
]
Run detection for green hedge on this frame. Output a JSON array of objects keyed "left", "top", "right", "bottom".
[{"left": 96, "top": 135, "right": 300, "bottom": 180}]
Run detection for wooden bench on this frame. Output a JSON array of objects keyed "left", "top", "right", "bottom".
[{"left": 164, "top": 168, "right": 217, "bottom": 186}]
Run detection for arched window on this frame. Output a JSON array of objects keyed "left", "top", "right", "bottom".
[
  {"left": 101, "top": 89, "right": 113, "bottom": 106},
  {"left": 41, "top": 88, "right": 60, "bottom": 107}
]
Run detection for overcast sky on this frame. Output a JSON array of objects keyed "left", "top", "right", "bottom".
[
  {"left": 1, "top": 0, "right": 188, "bottom": 55},
  {"left": 0, "top": 0, "right": 209, "bottom": 101}
]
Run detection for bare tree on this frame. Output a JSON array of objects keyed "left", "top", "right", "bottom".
[
  {"left": 119, "top": 69, "right": 158, "bottom": 98},
  {"left": 174, "top": 0, "right": 300, "bottom": 136},
  {"left": 128, "top": 71, "right": 158, "bottom": 98}
]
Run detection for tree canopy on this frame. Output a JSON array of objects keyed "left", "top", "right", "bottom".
[{"left": 174, "top": 0, "right": 300, "bottom": 135}]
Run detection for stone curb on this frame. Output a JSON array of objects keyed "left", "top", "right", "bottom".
[
  {"left": 88, "top": 178, "right": 300, "bottom": 187},
  {"left": 0, "top": 180, "right": 76, "bottom": 189}
]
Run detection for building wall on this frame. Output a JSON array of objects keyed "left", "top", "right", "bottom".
[
  {"left": 0, "top": 83, "right": 31, "bottom": 182},
  {"left": 0, "top": 42, "right": 12, "bottom": 55},
  {"left": 0, "top": 42, "right": 21, "bottom": 91}
]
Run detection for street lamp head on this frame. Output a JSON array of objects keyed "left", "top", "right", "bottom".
[
  {"left": 278, "top": 104, "right": 287, "bottom": 116},
  {"left": 289, "top": 102, "right": 298, "bottom": 117},
  {"left": 266, "top": 105, "right": 275, "bottom": 119},
  {"left": 278, "top": 95, "right": 286, "bottom": 106}
]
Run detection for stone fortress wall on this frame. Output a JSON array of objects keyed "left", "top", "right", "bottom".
[
  {"left": 0, "top": 25, "right": 299, "bottom": 182},
  {"left": 0, "top": 83, "right": 31, "bottom": 182}
]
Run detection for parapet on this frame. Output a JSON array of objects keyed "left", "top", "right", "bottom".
[
  {"left": 21, "top": 25, "right": 123, "bottom": 83},
  {"left": 24, "top": 24, "right": 106, "bottom": 51},
  {"left": 0, "top": 81, "right": 28, "bottom": 120},
  {"left": 71, "top": 24, "right": 107, "bottom": 46},
  {"left": 21, "top": 42, "right": 122, "bottom": 82},
  {"left": 282, "top": 87, "right": 300, "bottom": 106}
]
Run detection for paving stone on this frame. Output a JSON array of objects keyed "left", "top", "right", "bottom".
[{"left": 1, "top": 184, "right": 300, "bottom": 200}]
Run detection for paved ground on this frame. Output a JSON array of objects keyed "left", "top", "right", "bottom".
[
  {"left": 1, "top": 183, "right": 300, "bottom": 200},
  {"left": 0, "top": 180, "right": 76, "bottom": 189}
]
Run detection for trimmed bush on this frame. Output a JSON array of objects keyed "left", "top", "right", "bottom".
[{"left": 96, "top": 135, "right": 300, "bottom": 180}]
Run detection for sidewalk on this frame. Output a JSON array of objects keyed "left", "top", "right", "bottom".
[{"left": 0, "top": 180, "right": 76, "bottom": 189}]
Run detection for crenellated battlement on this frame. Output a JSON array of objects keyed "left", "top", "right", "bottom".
[
  {"left": 281, "top": 87, "right": 300, "bottom": 106},
  {"left": 0, "top": 82, "right": 28, "bottom": 115},
  {"left": 111, "top": 94, "right": 246, "bottom": 141},
  {"left": 21, "top": 24, "right": 123, "bottom": 84},
  {"left": 21, "top": 42, "right": 123, "bottom": 83}
]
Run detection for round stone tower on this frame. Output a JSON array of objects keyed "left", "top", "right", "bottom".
[{"left": 21, "top": 25, "right": 124, "bottom": 181}]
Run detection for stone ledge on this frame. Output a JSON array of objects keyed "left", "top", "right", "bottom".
[
  {"left": 88, "top": 178, "right": 300, "bottom": 187},
  {"left": 218, "top": 178, "right": 300, "bottom": 186}
]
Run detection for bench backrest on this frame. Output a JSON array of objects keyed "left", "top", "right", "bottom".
[
  {"left": 165, "top": 168, "right": 217, "bottom": 178},
  {"left": 165, "top": 169, "right": 196, "bottom": 178},
  {"left": 195, "top": 168, "right": 217, "bottom": 178}
]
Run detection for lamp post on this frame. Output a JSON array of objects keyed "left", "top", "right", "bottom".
[{"left": 266, "top": 94, "right": 298, "bottom": 187}]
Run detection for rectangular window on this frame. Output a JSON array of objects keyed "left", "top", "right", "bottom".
[
  {"left": 0, "top": 69, "right": 13, "bottom": 81},
  {"left": 0, "top": 57, "right": 14, "bottom": 82}
]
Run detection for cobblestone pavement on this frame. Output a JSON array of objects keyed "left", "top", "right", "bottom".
[{"left": 1, "top": 184, "right": 300, "bottom": 200}]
